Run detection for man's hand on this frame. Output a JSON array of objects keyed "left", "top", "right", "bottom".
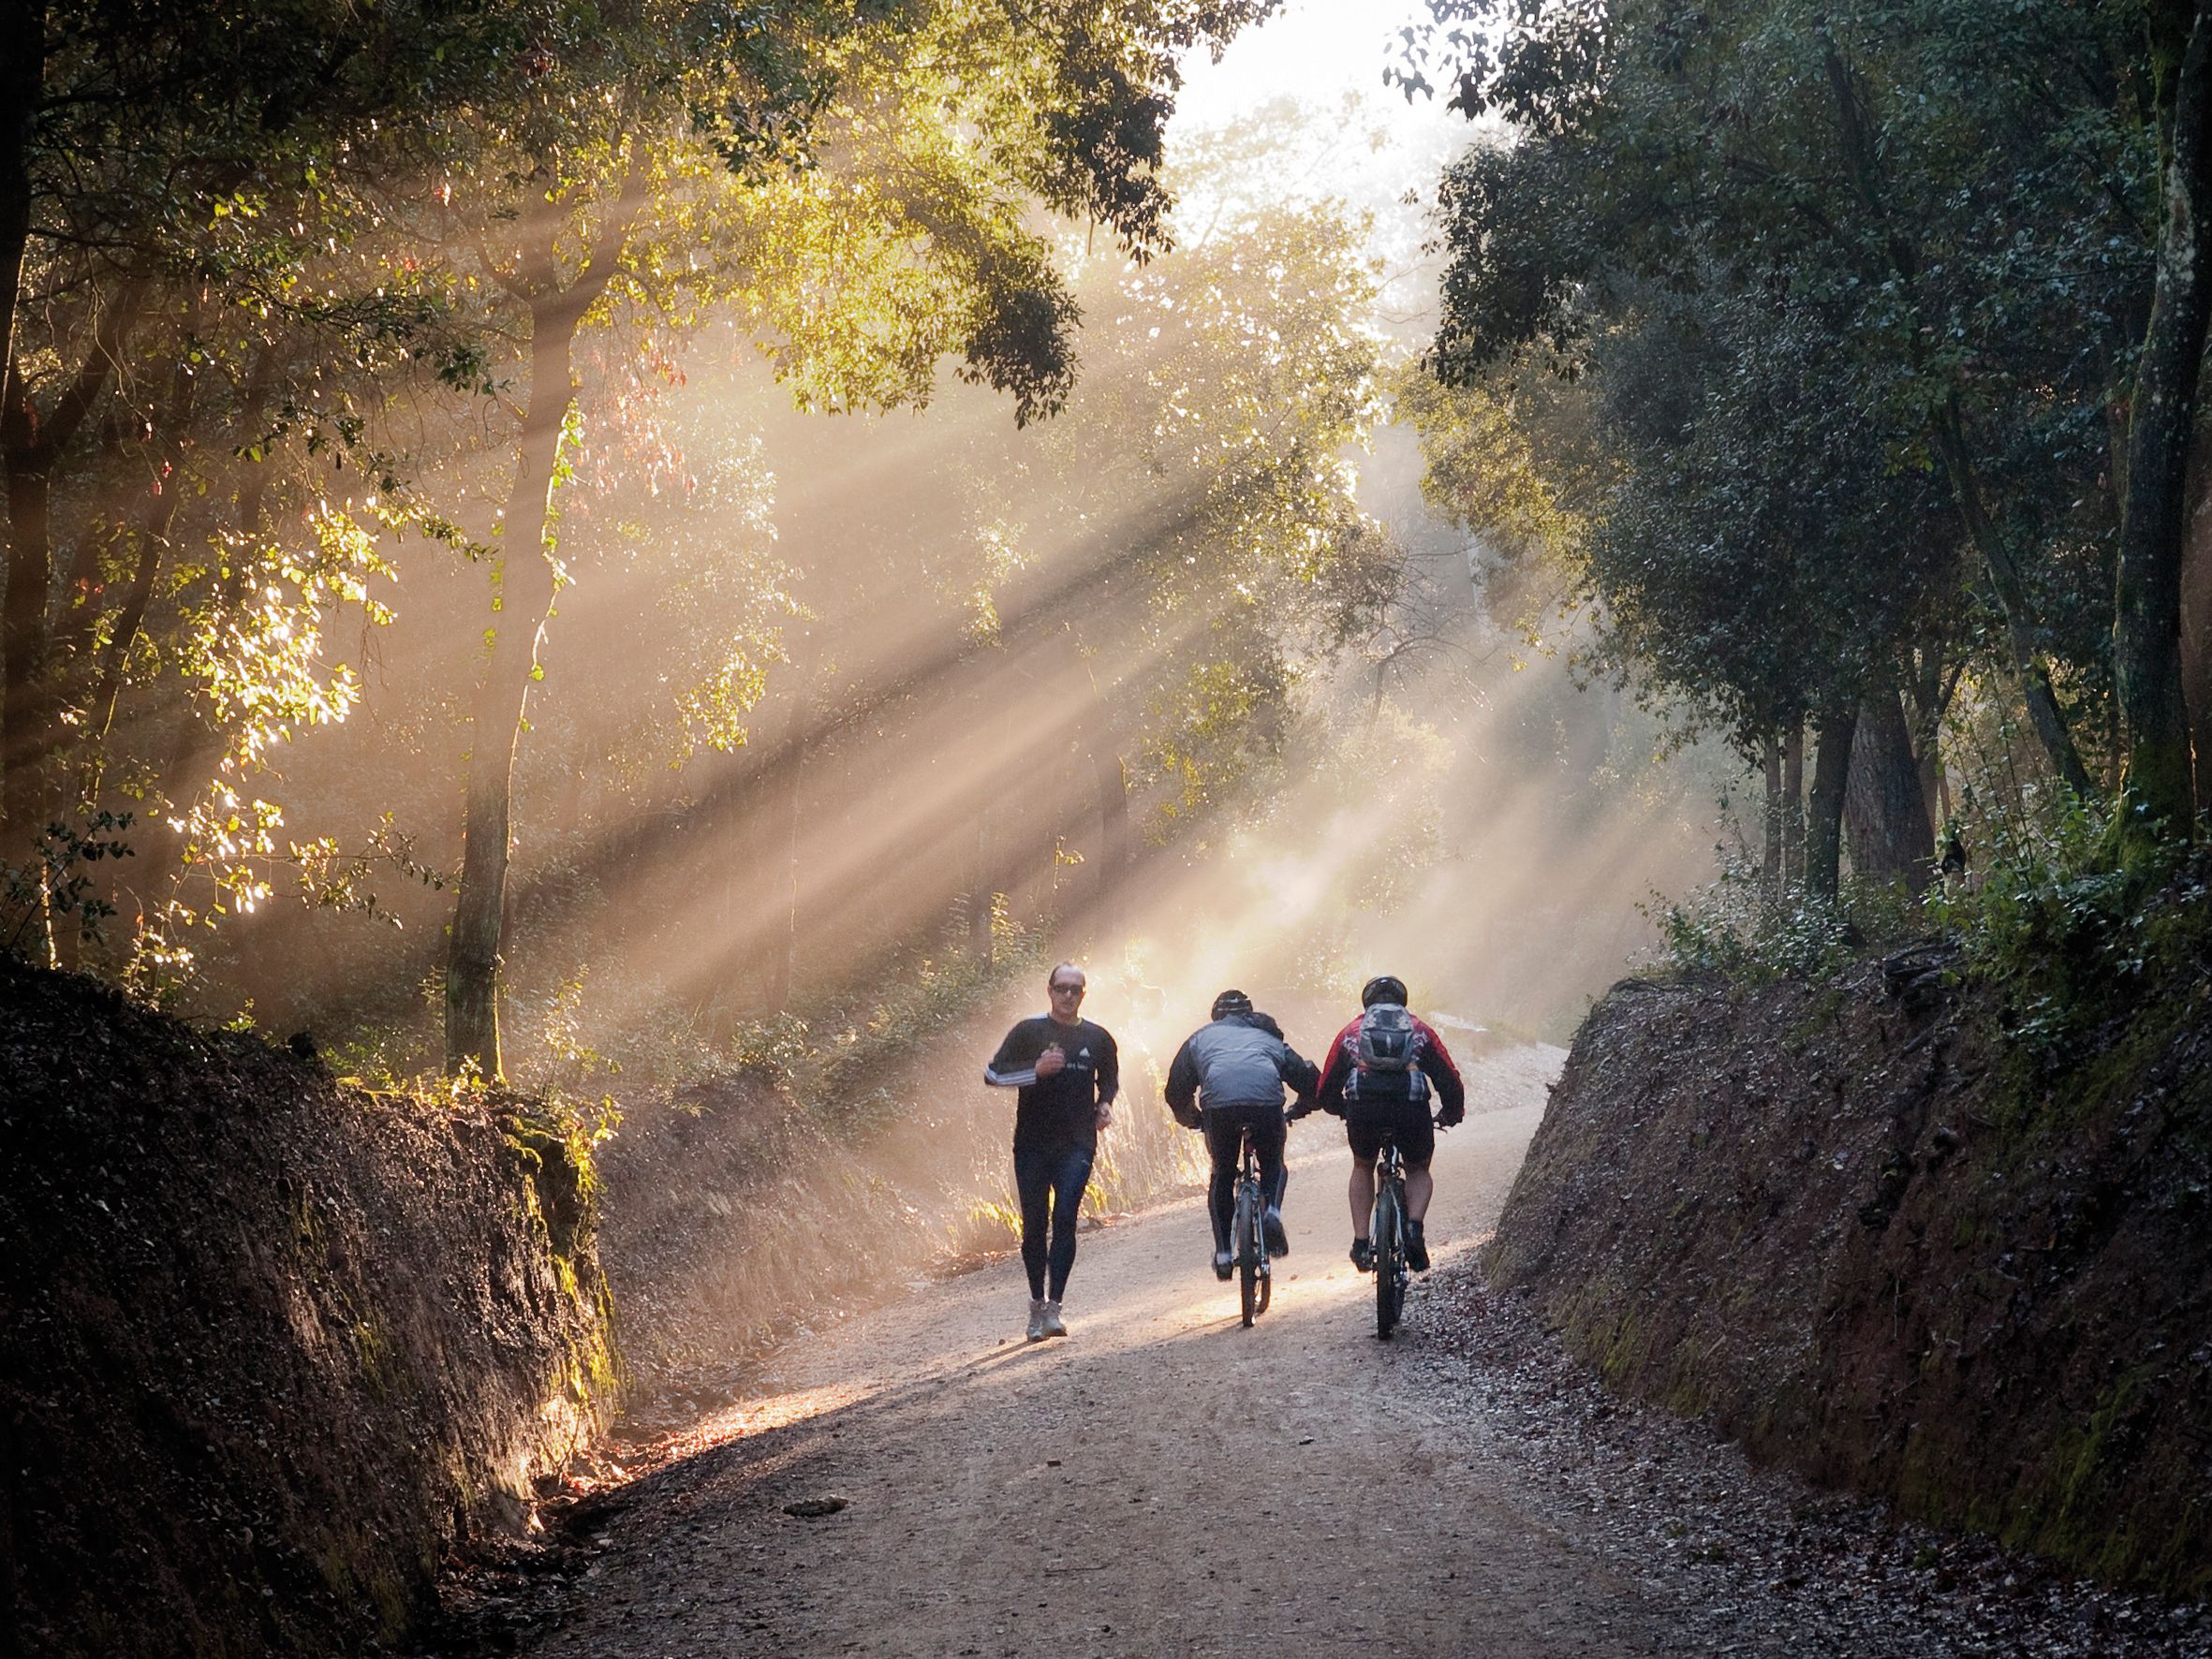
[
  {"left": 1437, "top": 1104, "right": 1465, "bottom": 1129},
  {"left": 1095, "top": 1101, "right": 1113, "bottom": 1133},
  {"left": 1035, "top": 1044, "right": 1067, "bottom": 1079}
]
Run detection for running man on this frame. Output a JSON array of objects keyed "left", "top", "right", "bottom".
[
  {"left": 1312, "top": 974, "right": 1465, "bottom": 1273},
  {"left": 983, "top": 962, "right": 1120, "bottom": 1341},
  {"left": 1164, "top": 990, "right": 1320, "bottom": 1280}
]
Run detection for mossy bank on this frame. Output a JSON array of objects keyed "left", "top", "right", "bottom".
[
  {"left": 0, "top": 960, "right": 618, "bottom": 1657},
  {"left": 1487, "top": 954, "right": 2212, "bottom": 1594}
]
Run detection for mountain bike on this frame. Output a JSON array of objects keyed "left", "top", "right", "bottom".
[
  {"left": 1231, "top": 1122, "right": 1274, "bottom": 1327},
  {"left": 1369, "top": 1129, "right": 1411, "bottom": 1340}
]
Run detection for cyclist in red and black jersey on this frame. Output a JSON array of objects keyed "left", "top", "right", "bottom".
[{"left": 1307, "top": 974, "right": 1465, "bottom": 1274}]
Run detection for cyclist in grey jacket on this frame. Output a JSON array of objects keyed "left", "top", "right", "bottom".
[{"left": 1164, "top": 991, "right": 1320, "bottom": 1280}]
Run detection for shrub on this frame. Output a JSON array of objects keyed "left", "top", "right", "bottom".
[
  {"left": 1646, "top": 850, "right": 1919, "bottom": 985},
  {"left": 1927, "top": 796, "right": 2207, "bottom": 1063}
]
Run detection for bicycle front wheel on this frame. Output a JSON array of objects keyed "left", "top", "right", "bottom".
[
  {"left": 1372, "top": 1182, "right": 1402, "bottom": 1340},
  {"left": 1234, "top": 1180, "right": 1261, "bottom": 1327}
]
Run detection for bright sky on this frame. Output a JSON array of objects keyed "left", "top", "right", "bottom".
[
  {"left": 1170, "top": 0, "right": 1482, "bottom": 334},
  {"left": 1175, "top": 0, "right": 1450, "bottom": 129}
]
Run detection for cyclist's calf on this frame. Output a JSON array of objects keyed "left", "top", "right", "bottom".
[{"left": 1347, "top": 1154, "right": 1434, "bottom": 1238}]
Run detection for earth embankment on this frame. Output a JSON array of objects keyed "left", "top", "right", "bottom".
[
  {"left": 1, "top": 960, "right": 617, "bottom": 1658},
  {"left": 1486, "top": 962, "right": 2212, "bottom": 1593}
]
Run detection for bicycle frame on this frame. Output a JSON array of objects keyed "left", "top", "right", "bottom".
[
  {"left": 1231, "top": 1123, "right": 1273, "bottom": 1327},
  {"left": 1369, "top": 1133, "right": 1411, "bottom": 1340}
]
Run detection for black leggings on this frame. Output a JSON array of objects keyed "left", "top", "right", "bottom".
[
  {"left": 1012, "top": 1142, "right": 1095, "bottom": 1300},
  {"left": 1202, "top": 1103, "right": 1287, "bottom": 1254}
]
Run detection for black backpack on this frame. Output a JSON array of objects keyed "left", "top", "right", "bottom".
[{"left": 1347, "top": 1004, "right": 1428, "bottom": 1103}]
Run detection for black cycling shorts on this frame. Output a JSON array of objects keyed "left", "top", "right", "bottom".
[{"left": 1345, "top": 1097, "right": 1434, "bottom": 1168}]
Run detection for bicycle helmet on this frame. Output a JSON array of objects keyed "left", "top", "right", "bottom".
[
  {"left": 1211, "top": 988, "right": 1254, "bottom": 1020},
  {"left": 1360, "top": 974, "right": 1408, "bottom": 1008}
]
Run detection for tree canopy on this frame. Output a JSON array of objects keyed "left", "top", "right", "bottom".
[{"left": 1398, "top": 0, "right": 2206, "bottom": 894}]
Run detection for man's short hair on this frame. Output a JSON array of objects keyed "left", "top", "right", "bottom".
[
  {"left": 1211, "top": 989, "right": 1253, "bottom": 1020},
  {"left": 1047, "top": 961, "right": 1086, "bottom": 989}
]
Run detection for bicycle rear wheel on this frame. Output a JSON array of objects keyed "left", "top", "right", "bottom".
[
  {"left": 1372, "top": 1182, "right": 1402, "bottom": 1340},
  {"left": 1234, "top": 1180, "right": 1261, "bottom": 1327}
]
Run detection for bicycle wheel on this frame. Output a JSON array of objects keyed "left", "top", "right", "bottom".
[
  {"left": 1372, "top": 1182, "right": 1402, "bottom": 1340},
  {"left": 1234, "top": 1179, "right": 1261, "bottom": 1327}
]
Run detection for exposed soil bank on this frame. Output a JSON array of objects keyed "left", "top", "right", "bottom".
[
  {"left": 1, "top": 961, "right": 616, "bottom": 1658},
  {"left": 420, "top": 1055, "right": 2205, "bottom": 1659},
  {"left": 1487, "top": 962, "right": 2212, "bottom": 1594}
]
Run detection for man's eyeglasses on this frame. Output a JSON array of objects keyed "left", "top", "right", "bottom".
[{"left": 1049, "top": 982, "right": 1085, "bottom": 995}]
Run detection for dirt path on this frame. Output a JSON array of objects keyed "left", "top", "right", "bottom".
[
  {"left": 511, "top": 1054, "right": 1699, "bottom": 1658},
  {"left": 492, "top": 1050, "right": 2205, "bottom": 1659}
]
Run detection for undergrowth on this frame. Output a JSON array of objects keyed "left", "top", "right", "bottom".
[
  {"left": 715, "top": 902, "right": 1048, "bottom": 1127},
  {"left": 1928, "top": 800, "right": 2212, "bottom": 1082},
  {"left": 1931, "top": 801, "right": 2196, "bottom": 1021},
  {"left": 1645, "top": 850, "right": 1921, "bottom": 984},
  {"left": 1654, "top": 802, "right": 2211, "bottom": 1110}
]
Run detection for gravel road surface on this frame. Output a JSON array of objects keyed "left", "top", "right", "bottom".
[{"left": 457, "top": 1050, "right": 2206, "bottom": 1658}]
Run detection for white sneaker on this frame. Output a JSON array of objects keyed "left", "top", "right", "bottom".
[
  {"left": 1041, "top": 1299, "right": 1068, "bottom": 1338},
  {"left": 1026, "top": 1298, "right": 1048, "bottom": 1342}
]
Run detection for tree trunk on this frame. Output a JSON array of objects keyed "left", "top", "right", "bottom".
[
  {"left": 444, "top": 317, "right": 570, "bottom": 1078},
  {"left": 1094, "top": 741, "right": 1128, "bottom": 900},
  {"left": 1919, "top": 741, "right": 1948, "bottom": 840},
  {"left": 0, "top": 0, "right": 38, "bottom": 397},
  {"left": 2115, "top": 0, "right": 2212, "bottom": 835},
  {"left": 1762, "top": 733, "right": 1783, "bottom": 900},
  {"left": 1822, "top": 36, "right": 2095, "bottom": 803},
  {"left": 2, "top": 280, "right": 145, "bottom": 878},
  {"left": 1805, "top": 702, "right": 1859, "bottom": 903},
  {"left": 81, "top": 342, "right": 199, "bottom": 797},
  {"left": 442, "top": 172, "right": 641, "bottom": 1077},
  {"left": 44, "top": 346, "right": 198, "bottom": 975},
  {"left": 1, "top": 405, "right": 53, "bottom": 846},
  {"left": 764, "top": 687, "right": 808, "bottom": 1015},
  {"left": 2187, "top": 430, "right": 2212, "bottom": 814},
  {"left": 1905, "top": 636, "right": 1958, "bottom": 840},
  {"left": 1781, "top": 723, "right": 1806, "bottom": 888},
  {"left": 1930, "top": 403, "right": 2099, "bottom": 801},
  {"left": 1844, "top": 683, "right": 1934, "bottom": 891},
  {"left": 1820, "top": 31, "right": 2099, "bottom": 805}
]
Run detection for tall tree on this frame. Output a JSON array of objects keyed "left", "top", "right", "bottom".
[
  {"left": 3, "top": 0, "right": 530, "bottom": 967},
  {"left": 1409, "top": 0, "right": 2159, "bottom": 818},
  {"left": 417, "top": 0, "right": 1280, "bottom": 1075},
  {"left": 2114, "top": 0, "right": 2212, "bottom": 832}
]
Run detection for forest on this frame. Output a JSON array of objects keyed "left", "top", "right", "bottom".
[
  {"left": 2, "top": 0, "right": 1730, "bottom": 1099},
  {"left": 1397, "top": 0, "right": 2209, "bottom": 902},
  {"left": 5, "top": 0, "right": 2212, "bottom": 1652},
  {"left": 6, "top": 0, "right": 2206, "bottom": 1072}
]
